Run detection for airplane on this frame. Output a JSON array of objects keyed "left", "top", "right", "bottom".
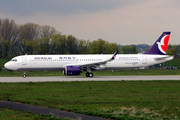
[{"left": 4, "top": 32, "right": 173, "bottom": 78}]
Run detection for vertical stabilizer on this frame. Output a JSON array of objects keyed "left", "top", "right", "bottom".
[{"left": 144, "top": 32, "right": 171, "bottom": 55}]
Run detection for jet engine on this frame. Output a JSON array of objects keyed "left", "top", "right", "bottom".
[{"left": 63, "top": 66, "right": 81, "bottom": 75}]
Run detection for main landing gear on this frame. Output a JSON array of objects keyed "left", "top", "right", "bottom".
[
  {"left": 23, "top": 71, "right": 26, "bottom": 78},
  {"left": 86, "top": 72, "right": 93, "bottom": 77},
  {"left": 86, "top": 68, "right": 93, "bottom": 77}
]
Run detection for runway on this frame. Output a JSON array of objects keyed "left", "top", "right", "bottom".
[{"left": 0, "top": 75, "right": 180, "bottom": 83}]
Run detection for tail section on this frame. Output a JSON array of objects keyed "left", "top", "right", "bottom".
[{"left": 144, "top": 32, "right": 171, "bottom": 55}]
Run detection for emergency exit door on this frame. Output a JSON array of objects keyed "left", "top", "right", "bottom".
[
  {"left": 142, "top": 56, "right": 147, "bottom": 64},
  {"left": 22, "top": 56, "right": 27, "bottom": 65}
]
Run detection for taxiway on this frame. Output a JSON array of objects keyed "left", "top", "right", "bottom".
[{"left": 0, "top": 75, "right": 180, "bottom": 83}]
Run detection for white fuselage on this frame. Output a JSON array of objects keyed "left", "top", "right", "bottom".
[{"left": 4, "top": 54, "right": 173, "bottom": 71}]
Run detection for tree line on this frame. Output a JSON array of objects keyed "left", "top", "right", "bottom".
[
  {"left": 0, "top": 18, "right": 179, "bottom": 59},
  {"left": 0, "top": 18, "right": 138, "bottom": 59}
]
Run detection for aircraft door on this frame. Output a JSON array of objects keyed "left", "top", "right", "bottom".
[
  {"left": 76, "top": 58, "right": 79, "bottom": 63},
  {"left": 142, "top": 56, "right": 147, "bottom": 64},
  {"left": 22, "top": 56, "right": 27, "bottom": 65}
]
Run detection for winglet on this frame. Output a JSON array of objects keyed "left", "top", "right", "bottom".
[
  {"left": 106, "top": 50, "right": 118, "bottom": 62},
  {"left": 111, "top": 50, "right": 118, "bottom": 60}
]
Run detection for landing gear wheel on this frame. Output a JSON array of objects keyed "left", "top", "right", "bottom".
[
  {"left": 86, "top": 73, "right": 93, "bottom": 77},
  {"left": 86, "top": 73, "right": 89, "bottom": 77},
  {"left": 89, "top": 73, "right": 93, "bottom": 77},
  {"left": 23, "top": 74, "right": 26, "bottom": 78}
]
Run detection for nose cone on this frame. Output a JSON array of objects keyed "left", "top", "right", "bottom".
[
  {"left": 4, "top": 62, "right": 8, "bottom": 69},
  {"left": 4, "top": 62, "right": 11, "bottom": 70}
]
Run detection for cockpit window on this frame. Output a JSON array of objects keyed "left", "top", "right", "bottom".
[{"left": 11, "top": 59, "right": 17, "bottom": 62}]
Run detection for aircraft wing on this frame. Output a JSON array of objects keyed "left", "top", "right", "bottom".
[
  {"left": 65, "top": 50, "right": 118, "bottom": 70},
  {"left": 79, "top": 50, "right": 118, "bottom": 70}
]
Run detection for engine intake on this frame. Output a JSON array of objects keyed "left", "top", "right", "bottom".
[{"left": 63, "top": 66, "right": 81, "bottom": 75}]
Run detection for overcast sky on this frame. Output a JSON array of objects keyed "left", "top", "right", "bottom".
[{"left": 0, "top": 0, "right": 180, "bottom": 45}]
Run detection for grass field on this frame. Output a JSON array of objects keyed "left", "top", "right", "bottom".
[
  {"left": 1, "top": 59, "right": 180, "bottom": 119},
  {"left": 0, "top": 81, "right": 180, "bottom": 120}
]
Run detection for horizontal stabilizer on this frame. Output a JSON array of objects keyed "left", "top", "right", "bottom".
[{"left": 154, "top": 56, "right": 174, "bottom": 61}]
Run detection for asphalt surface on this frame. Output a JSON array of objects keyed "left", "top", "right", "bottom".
[{"left": 0, "top": 75, "right": 180, "bottom": 83}]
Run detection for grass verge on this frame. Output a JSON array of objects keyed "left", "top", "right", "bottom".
[
  {"left": 0, "top": 69, "right": 180, "bottom": 77},
  {"left": 0, "top": 108, "right": 70, "bottom": 120}
]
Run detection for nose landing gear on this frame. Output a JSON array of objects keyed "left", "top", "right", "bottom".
[{"left": 23, "top": 71, "right": 26, "bottom": 78}]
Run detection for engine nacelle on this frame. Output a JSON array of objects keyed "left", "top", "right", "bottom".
[{"left": 63, "top": 66, "right": 81, "bottom": 75}]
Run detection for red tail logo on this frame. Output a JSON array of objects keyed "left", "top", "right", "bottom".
[{"left": 157, "top": 35, "right": 170, "bottom": 54}]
